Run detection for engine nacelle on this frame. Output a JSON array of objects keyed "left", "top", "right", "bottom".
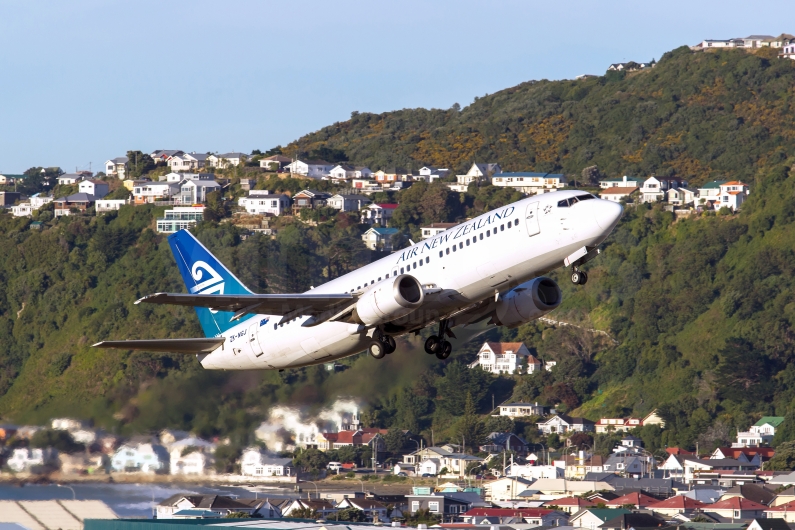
[
  {"left": 494, "top": 277, "right": 562, "bottom": 328},
  {"left": 353, "top": 274, "right": 425, "bottom": 327}
]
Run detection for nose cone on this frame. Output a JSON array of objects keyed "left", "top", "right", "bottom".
[{"left": 595, "top": 200, "right": 623, "bottom": 231}]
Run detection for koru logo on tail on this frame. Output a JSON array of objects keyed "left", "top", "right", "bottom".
[{"left": 190, "top": 261, "right": 225, "bottom": 312}]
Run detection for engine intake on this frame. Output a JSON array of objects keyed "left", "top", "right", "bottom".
[
  {"left": 494, "top": 277, "right": 562, "bottom": 328},
  {"left": 353, "top": 274, "right": 425, "bottom": 326}
]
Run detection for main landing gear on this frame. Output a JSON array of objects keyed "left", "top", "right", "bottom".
[
  {"left": 369, "top": 329, "right": 397, "bottom": 359},
  {"left": 571, "top": 266, "right": 588, "bottom": 285},
  {"left": 424, "top": 319, "right": 454, "bottom": 360}
]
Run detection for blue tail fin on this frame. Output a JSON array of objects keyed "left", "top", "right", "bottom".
[{"left": 168, "top": 229, "right": 254, "bottom": 337}]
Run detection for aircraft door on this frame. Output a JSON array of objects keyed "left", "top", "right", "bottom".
[
  {"left": 525, "top": 202, "right": 540, "bottom": 237},
  {"left": 247, "top": 323, "right": 263, "bottom": 357}
]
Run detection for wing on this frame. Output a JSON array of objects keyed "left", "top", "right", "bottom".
[
  {"left": 135, "top": 292, "right": 355, "bottom": 322},
  {"left": 92, "top": 338, "right": 225, "bottom": 354}
]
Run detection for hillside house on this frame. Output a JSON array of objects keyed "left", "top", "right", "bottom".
[
  {"left": 667, "top": 187, "right": 696, "bottom": 206},
  {"left": 150, "top": 150, "right": 184, "bottom": 163},
  {"left": 78, "top": 179, "right": 109, "bottom": 199},
  {"left": 161, "top": 172, "right": 215, "bottom": 183},
  {"left": 403, "top": 446, "right": 484, "bottom": 475},
  {"left": 715, "top": 181, "right": 749, "bottom": 211},
  {"left": 483, "top": 477, "right": 534, "bottom": 502},
  {"left": 156, "top": 494, "right": 262, "bottom": 519},
  {"left": 697, "top": 180, "right": 727, "bottom": 202},
  {"left": 292, "top": 189, "right": 331, "bottom": 210},
  {"left": 492, "top": 172, "right": 567, "bottom": 194},
  {"left": 336, "top": 498, "right": 388, "bottom": 522},
  {"left": 30, "top": 193, "right": 53, "bottom": 210},
  {"left": 96, "top": 199, "right": 127, "bottom": 213},
  {"left": 421, "top": 223, "right": 457, "bottom": 239},
  {"left": 599, "top": 176, "right": 640, "bottom": 189},
  {"left": 480, "top": 432, "right": 528, "bottom": 454},
  {"left": 58, "top": 173, "right": 85, "bottom": 185},
  {"left": 179, "top": 179, "right": 221, "bottom": 204},
  {"left": 781, "top": 42, "right": 795, "bottom": 59},
  {"left": 537, "top": 414, "right": 595, "bottom": 434},
  {"left": 640, "top": 176, "right": 686, "bottom": 203},
  {"left": 498, "top": 402, "right": 549, "bottom": 418},
  {"left": 54, "top": 193, "right": 96, "bottom": 217},
  {"left": 407, "top": 493, "right": 474, "bottom": 519},
  {"left": 450, "top": 163, "right": 501, "bottom": 191},
  {"left": 10, "top": 203, "right": 32, "bottom": 217},
  {"left": 327, "top": 193, "right": 371, "bottom": 212},
  {"left": 169, "top": 152, "right": 208, "bottom": 171},
  {"left": 111, "top": 442, "right": 169, "bottom": 473},
  {"left": 239, "top": 447, "right": 294, "bottom": 477},
  {"left": 373, "top": 168, "right": 406, "bottom": 184},
  {"left": 169, "top": 437, "right": 216, "bottom": 475},
  {"left": 133, "top": 182, "right": 179, "bottom": 204},
  {"left": 281, "top": 499, "right": 337, "bottom": 518},
  {"left": 208, "top": 152, "right": 247, "bottom": 168},
  {"left": 105, "top": 157, "right": 129, "bottom": 178},
  {"left": 706, "top": 497, "right": 767, "bottom": 520},
  {"left": 418, "top": 166, "right": 450, "bottom": 182},
  {"left": 7, "top": 447, "right": 58, "bottom": 472},
  {"left": 156, "top": 206, "right": 206, "bottom": 233},
  {"left": 258, "top": 154, "right": 292, "bottom": 171},
  {"left": 361, "top": 203, "right": 397, "bottom": 225},
  {"left": 328, "top": 165, "right": 371, "bottom": 181},
  {"left": 600, "top": 187, "right": 638, "bottom": 203},
  {"left": 735, "top": 416, "right": 783, "bottom": 447},
  {"left": 569, "top": 508, "right": 630, "bottom": 528},
  {"left": 285, "top": 159, "right": 333, "bottom": 178},
  {"left": 316, "top": 428, "right": 386, "bottom": 452},
  {"left": 468, "top": 342, "right": 541, "bottom": 375},
  {"left": 712, "top": 447, "right": 774, "bottom": 466},
  {"left": 595, "top": 412, "right": 664, "bottom": 433},
  {"left": 645, "top": 496, "right": 707, "bottom": 517},
  {"left": 238, "top": 191, "right": 291, "bottom": 216}
]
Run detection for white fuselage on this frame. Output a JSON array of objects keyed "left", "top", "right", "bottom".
[{"left": 199, "top": 191, "right": 622, "bottom": 370}]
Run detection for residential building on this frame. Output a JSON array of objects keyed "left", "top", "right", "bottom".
[
  {"left": 328, "top": 164, "right": 357, "bottom": 180},
  {"left": 600, "top": 513, "right": 665, "bottom": 530},
  {"left": 781, "top": 42, "right": 795, "bottom": 60},
  {"left": 292, "top": 189, "right": 331, "bottom": 210},
  {"left": 0, "top": 173, "right": 25, "bottom": 184},
  {"left": 600, "top": 187, "right": 638, "bottom": 203},
  {"left": 259, "top": 155, "right": 292, "bottom": 171},
  {"left": 764, "top": 502, "right": 795, "bottom": 522},
  {"left": 78, "top": 179, "right": 109, "bottom": 199},
  {"left": 238, "top": 191, "right": 291, "bottom": 216},
  {"left": 373, "top": 168, "right": 406, "bottom": 184},
  {"left": 156, "top": 206, "right": 206, "bottom": 233},
  {"left": 335, "top": 498, "right": 388, "bottom": 522},
  {"left": 402, "top": 446, "right": 484, "bottom": 475},
  {"left": 58, "top": 452, "right": 107, "bottom": 475},
  {"left": 407, "top": 494, "right": 472, "bottom": 519},
  {"left": 450, "top": 163, "right": 502, "bottom": 192},
  {"left": 6, "top": 447, "right": 58, "bottom": 472},
  {"left": 492, "top": 172, "right": 568, "bottom": 194},
  {"left": 421, "top": 223, "right": 457, "bottom": 239},
  {"left": 605, "top": 492, "right": 658, "bottom": 509},
  {"left": 599, "top": 176, "right": 641, "bottom": 189},
  {"left": 58, "top": 173, "right": 85, "bottom": 185},
  {"left": 562, "top": 453, "right": 606, "bottom": 479},
  {"left": 602, "top": 454, "right": 649, "bottom": 477},
  {"left": 705, "top": 497, "right": 767, "bottom": 520},
  {"left": 507, "top": 463, "right": 563, "bottom": 480},
  {"left": 645, "top": 496, "right": 707, "bottom": 517},
  {"left": 528, "top": 478, "right": 615, "bottom": 497},
  {"left": 239, "top": 447, "right": 294, "bottom": 477},
  {"left": 596, "top": 410, "right": 664, "bottom": 433},
  {"left": 498, "top": 402, "right": 549, "bottom": 418},
  {"left": 418, "top": 166, "right": 450, "bottom": 182},
  {"left": 169, "top": 152, "right": 209, "bottom": 172},
  {"left": 718, "top": 484, "right": 777, "bottom": 506},
  {"left": 169, "top": 437, "right": 216, "bottom": 476},
  {"left": 327, "top": 194, "right": 371, "bottom": 212},
  {"left": 463, "top": 507, "right": 569, "bottom": 527},
  {"left": 156, "top": 494, "right": 262, "bottom": 519},
  {"left": 284, "top": 159, "right": 334, "bottom": 178},
  {"left": 53, "top": 193, "right": 96, "bottom": 217},
  {"left": 10, "top": 203, "right": 32, "bottom": 217},
  {"left": 715, "top": 181, "right": 750, "bottom": 211},
  {"left": 667, "top": 187, "right": 696, "bottom": 206},
  {"left": 281, "top": 499, "right": 337, "bottom": 518},
  {"left": 96, "top": 199, "right": 128, "bottom": 213},
  {"left": 161, "top": 172, "right": 215, "bottom": 183},
  {"left": 468, "top": 342, "right": 541, "bottom": 374},
  {"left": 544, "top": 497, "right": 596, "bottom": 514},
  {"left": 111, "top": 442, "right": 169, "bottom": 473},
  {"left": 208, "top": 152, "right": 248, "bottom": 168},
  {"left": 0, "top": 191, "right": 22, "bottom": 207},
  {"left": 484, "top": 477, "right": 535, "bottom": 502},
  {"left": 350, "top": 178, "right": 381, "bottom": 193},
  {"left": 697, "top": 180, "right": 727, "bottom": 202},
  {"left": 735, "top": 416, "right": 783, "bottom": 447},
  {"left": 133, "top": 182, "right": 179, "bottom": 204},
  {"left": 317, "top": 428, "right": 386, "bottom": 452},
  {"left": 675, "top": 456, "right": 758, "bottom": 483},
  {"left": 640, "top": 176, "right": 686, "bottom": 203},
  {"left": 569, "top": 508, "right": 631, "bottom": 528},
  {"left": 361, "top": 203, "right": 398, "bottom": 225},
  {"left": 537, "top": 414, "right": 595, "bottom": 434},
  {"left": 711, "top": 447, "right": 772, "bottom": 467},
  {"left": 150, "top": 150, "right": 185, "bottom": 164},
  {"left": 30, "top": 193, "right": 53, "bottom": 210},
  {"left": 105, "top": 157, "right": 129, "bottom": 178},
  {"left": 480, "top": 432, "right": 528, "bottom": 454},
  {"left": 179, "top": 179, "right": 221, "bottom": 204}
]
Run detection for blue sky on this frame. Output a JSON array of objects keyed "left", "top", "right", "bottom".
[{"left": 1, "top": 0, "right": 793, "bottom": 173}]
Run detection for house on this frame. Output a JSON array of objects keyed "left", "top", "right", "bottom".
[
  {"left": 156, "top": 494, "right": 262, "bottom": 519},
  {"left": 770, "top": 486, "right": 795, "bottom": 507},
  {"left": 498, "top": 402, "right": 549, "bottom": 418},
  {"left": 58, "top": 173, "right": 86, "bottom": 185},
  {"left": 599, "top": 176, "right": 641, "bottom": 189},
  {"left": 350, "top": 178, "right": 381, "bottom": 193},
  {"left": 543, "top": 497, "right": 596, "bottom": 514},
  {"left": 712, "top": 447, "right": 773, "bottom": 467},
  {"left": 133, "top": 181, "right": 179, "bottom": 204},
  {"left": 718, "top": 483, "right": 777, "bottom": 506},
  {"left": 640, "top": 176, "right": 686, "bottom": 203},
  {"left": 161, "top": 172, "right": 215, "bottom": 183},
  {"left": 259, "top": 155, "right": 293, "bottom": 171},
  {"left": 53, "top": 193, "right": 96, "bottom": 217},
  {"left": 781, "top": 42, "right": 795, "bottom": 60},
  {"left": 0, "top": 424, "right": 18, "bottom": 441},
  {"left": 480, "top": 432, "right": 528, "bottom": 455},
  {"left": 327, "top": 194, "right": 371, "bottom": 212},
  {"left": 156, "top": 206, "right": 206, "bottom": 233},
  {"left": 562, "top": 453, "right": 606, "bottom": 479},
  {"left": 421, "top": 223, "right": 457, "bottom": 239},
  {"left": 373, "top": 168, "right": 406, "bottom": 184},
  {"left": 0, "top": 191, "right": 22, "bottom": 207},
  {"left": 30, "top": 193, "right": 53, "bottom": 210},
  {"left": 529, "top": 478, "right": 615, "bottom": 497},
  {"left": 507, "top": 463, "right": 563, "bottom": 480},
  {"left": 281, "top": 499, "right": 337, "bottom": 518},
  {"left": 178, "top": 179, "right": 222, "bottom": 204},
  {"left": 403, "top": 447, "right": 485, "bottom": 475},
  {"left": 240, "top": 446, "right": 294, "bottom": 477},
  {"left": 484, "top": 477, "right": 535, "bottom": 502},
  {"left": 537, "top": 414, "right": 595, "bottom": 434},
  {"left": 468, "top": 342, "right": 541, "bottom": 375},
  {"left": 735, "top": 417, "right": 784, "bottom": 447},
  {"left": 407, "top": 493, "right": 472, "bottom": 519},
  {"left": 150, "top": 150, "right": 184, "bottom": 164},
  {"left": 570, "top": 508, "right": 631, "bottom": 528},
  {"left": 680, "top": 457, "right": 757, "bottom": 483},
  {"left": 6, "top": 447, "right": 58, "bottom": 472},
  {"left": 0, "top": 173, "right": 25, "bottom": 184},
  {"left": 450, "top": 163, "right": 502, "bottom": 191},
  {"left": 110, "top": 442, "right": 169, "bottom": 473},
  {"left": 492, "top": 172, "right": 568, "bottom": 194},
  {"left": 208, "top": 152, "right": 248, "bottom": 168},
  {"left": 705, "top": 497, "right": 767, "bottom": 520},
  {"left": 292, "top": 189, "right": 331, "bottom": 210},
  {"left": 595, "top": 417, "right": 642, "bottom": 433},
  {"left": 764, "top": 501, "right": 795, "bottom": 522},
  {"left": 600, "top": 187, "right": 637, "bottom": 203},
  {"left": 59, "top": 452, "right": 107, "bottom": 474},
  {"left": 697, "top": 180, "right": 727, "bottom": 202},
  {"left": 715, "top": 181, "right": 750, "bottom": 211},
  {"left": 105, "top": 157, "right": 129, "bottom": 178},
  {"left": 328, "top": 164, "right": 357, "bottom": 180},
  {"left": 605, "top": 492, "right": 658, "bottom": 509},
  {"left": 336, "top": 498, "right": 388, "bottom": 522},
  {"left": 667, "top": 187, "right": 697, "bottom": 206},
  {"left": 10, "top": 203, "right": 32, "bottom": 217},
  {"left": 169, "top": 437, "right": 216, "bottom": 476},
  {"left": 646, "top": 496, "right": 708, "bottom": 517},
  {"left": 169, "top": 152, "right": 209, "bottom": 171},
  {"left": 463, "top": 507, "right": 569, "bottom": 526},
  {"left": 749, "top": 519, "right": 792, "bottom": 530},
  {"left": 599, "top": 513, "right": 665, "bottom": 530},
  {"left": 285, "top": 159, "right": 334, "bottom": 178},
  {"left": 96, "top": 199, "right": 128, "bottom": 213},
  {"left": 317, "top": 428, "right": 387, "bottom": 452},
  {"left": 418, "top": 166, "right": 450, "bottom": 182},
  {"left": 78, "top": 179, "right": 109, "bottom": 199},
  {"left": 238, "top": 191, "right": 291, "bottom": 216},
  {"left": 361, "top": 203, "right": 398, "bottom": 225}
]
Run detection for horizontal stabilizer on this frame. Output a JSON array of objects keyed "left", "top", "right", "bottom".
[
  {"left": 136, "top": 292, "right": 355, "bottom": 319},
  {"left": 92, "top": 338, "right": 225, "bottom": 354}
]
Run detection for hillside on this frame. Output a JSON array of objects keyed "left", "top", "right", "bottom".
[{"left": 1, "top": 46, "right": 795, "bottom": 455}]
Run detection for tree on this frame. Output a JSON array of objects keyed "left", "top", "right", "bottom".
[
  {"left": 768, "top": 441, "right": 795, "bottom": 470},
  {"left": 30, "top": 429, "right": 83, "bottom": 454},
  {"left": 214, "top": 444, "right": 242, "bottom": 473},
  {"left": 288, "top": 507, "right": 318, "bottom": 519},
  {"left": 293, "top": 448, "right": 331, "bottom": 472},
  {"left": 456, "top": 392, "right": 487, "bottom": 453},
  {"left": 773, "top": 410, "right": 795, "bottom": 446},
  {"left": 126, "top": 150, "right": 155, "bottom": 178},
  {"left": 335, "top": 508, "right": 366, "bottom": 522},
  {"left": 224, "top": 512, "right": 251, "bottom": 518},
  {"left": 384, "top": 428, "right": 409, "bottom": 453}
]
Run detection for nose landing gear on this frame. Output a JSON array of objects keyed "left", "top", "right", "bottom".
[
  {"left": 424, "top": 319, "right": 453, "bottom": 360},
  {"left": 571, "top": 267, "right": 588, "bottom": 285}
]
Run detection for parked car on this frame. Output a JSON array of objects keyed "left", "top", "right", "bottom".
[
  {"left": 327, "top": 461, "right": 343, "bottom": 473},
  {"left": 397, "top": 472, "right": 407, "bottom": 477},
  {"left": 421, "top": 473, "right": 433, "bottom": 478}
]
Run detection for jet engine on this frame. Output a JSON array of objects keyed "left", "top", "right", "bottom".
[
  {"left": 353, "top": 274, "right": 425, "bottom": 327},
  {"left": 493, "top": 277, "right": 562, "bottom": 328}
]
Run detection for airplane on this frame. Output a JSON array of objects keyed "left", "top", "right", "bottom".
[{"left": 93, "top": 190, "right": 623, "bottom": 369}]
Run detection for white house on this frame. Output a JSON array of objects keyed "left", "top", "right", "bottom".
[
  {"left": 600, "top": 187, "right": 638, "bottom": 203},
  {"left": 169, "top": 437, "right": 216, "bottom": 475},
  {"left": 336, "top": 498, "right": 388, "bottom": 522},
  {"left": 179, "top": 179, "right": 222, "bottom": 204},
  {"left": 285, "top": 159, "right": 334, "bottom": 178},
  {"left": 259, "top": 155, "right": 292, "bottom": 171},
  {"left": 133, "top": 182, "right": 179, "bottom": 204},
  {"left": 78, "top": 179, "right": 109, "bottom": 199},
  {"left": 58, "top": 173, "right": 85, "bottom": 185},
  {"left": 7, "top": 447, "right": 58, "bottom": 472},
  {"left": 483, "top": 476, "right": 535, "bottom": 502},
  {"left": 450, "top": 163, "right": 502, "bottom": 192},
  {"left": 51, "top": 418, "right": 88, "bottom": 431},
  {"left": 781, "top": 42, "right": 795, "bottom": 59},
  {"left": 499, "top": 402, "right": 548, "bottom": 418},
  {"left": 96, "top": 199, "right": 128, "bottom": 213},
  {"left": 327, "top": 194, "right": 371, "bottom": 212},
  {"left": 506, "top": 464, "right": 563, "bottom": 480},
  {"left": 714, "top": 181, "right": 749, "bottom": 211},
  {"left": 418, "top": 458, "right": 442, "bottom": 476},
  {"left": 350, "top": 178, "right": 381, "bottom": 193},
  {"left": 208, "top": 152, "right": 247, "bottom": 168},
  {"left": 468, "top": 342, "right": 541, "bottom": 375},
  {"left": 736, "top": 416, "right": 783, "bottom": 447},
  {"left": 238, "top": 191, "right": 291, "bottom": 216},
  {"left": 161, "top": 172, "right": 215, "bottom": 183},
  {"left": 599, "top": 176, "right": 640, "bottom": 189},
  {"left": 640, "top": 176, "right": 686, "bottom": 203},
  {"left": 418, "top": 166, "right": 450, "bottom": 182},
  {"left": 421, "top": 223, "right": 457, "bottom": 239},
  {"left": 362, "top": 227, "right": 399, "bottom": 251},
  {"left": 169, "top": 152, "right": 209, "bottom": 171},
  {"left": 10, "top": 203, "right": 32, "bottom": 217},
  {"left": 30, "top": 193, "right": 53, "bottom": 210},
  {"left": 537, "top": 415, "right": 595, "bottom": 435},
  {"left": 240, "top": 446, "right": 294, "bottom": 477},
  {"left": 666, "top": 187, "right": 696, "bottom": 207},
  {"left": 150, "top": 150, "right": 184, "bottom": 164},
  {"left": 105, "top": 157, "right": 129, "bottom": 178},
  {"left": 492, "top": 172, "right": 567, "bottom": 194},
  {"left": 698, "top": 180, "right": 726, "bottom": 202},
  {"left": 156, "top": 206, "right": 206, "bottom": 233},
  {"left": 111, "top": 442, "right": 169, "bottom": 473},
  {"left": 361, "top": 203, "right": 398, "bottom": 225}
]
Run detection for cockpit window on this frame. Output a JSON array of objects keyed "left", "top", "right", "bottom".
[
  {"left": 558, "top": 194, "right": 596, "bottom": 207},
  {"left": 576, "top": 193, "right": 596, "bottom": 201},
  {"left": 557, "top": 200, "right": 569, "bottom": 207}
]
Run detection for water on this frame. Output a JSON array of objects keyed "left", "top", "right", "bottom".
[{"left": 0, "top": 483, "right": 297, "bottom": 518}]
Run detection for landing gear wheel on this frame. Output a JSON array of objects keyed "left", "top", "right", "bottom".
[
  {"left": 425, "top": 335, "right": 441, "bottom": 355},
  {"left": 383, "top": 335, "right": 396, "bottom": 354},
  {"left": 571, "top": 271, "right": 582, "bottom": 285},
  {"left": 578, "top": 271, "right": 588, "bottom": 285},
  {"left": 435, "top": 341, "right": 452, "bottom": 360},
  {"left": 369, "top": 341, "right": 386, "bottom": 359}
]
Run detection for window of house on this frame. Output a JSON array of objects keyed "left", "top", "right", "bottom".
[{"left": 428, "top": 502, "right": 440, "bottom": 513}]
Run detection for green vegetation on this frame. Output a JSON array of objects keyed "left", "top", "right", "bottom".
[{"left": 1, "top": 47, "right": 795, "bottom": 457}]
